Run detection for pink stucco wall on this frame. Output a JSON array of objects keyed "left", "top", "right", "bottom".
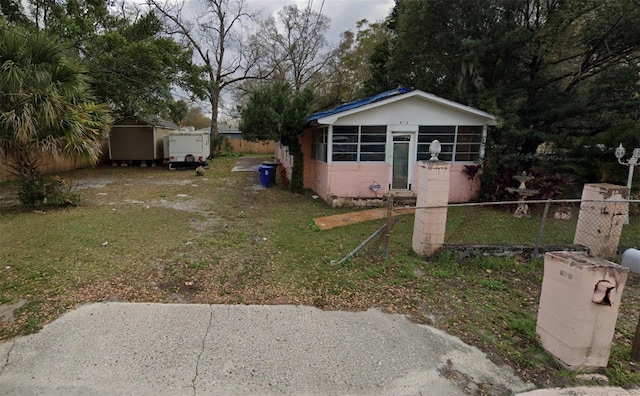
[
  {"left": 307, "top": 160, "right": 329, "bottom": 198},
  {"left": 286, "top": 130, "right": 481, "bottom": 205},
  {"left": 326, "top": 162, "right": 390, "bottom": 201},
  {"left": 413, "top": 162, "right": 480, "bottom": 203},
  {"left": 313, "top": 161, "right": 479, "bottom": 204}
]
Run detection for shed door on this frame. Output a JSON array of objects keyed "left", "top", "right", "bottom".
[{"left": 392, "top": 134, "right": 411, "bottom": 190}]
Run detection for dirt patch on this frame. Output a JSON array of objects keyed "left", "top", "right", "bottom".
[
  {"left": 439, "top": 360, "right": 512, "bottom": 396},
  {"left": 156, "top": 280, "right": 202, "bottom": 297},
  {"left": 153, "top": 198, "right": 212, "bottom": 215},
  {"left": 0, "top": 186, "right": 19, "bottom": 209},
  {"left": 0, "top": 300, "right": 27, "bottom": 324},
  {"left": 73, "top": 178, "right": 116, "bottom": 189},
  {"left": 0, "top": 167, "right": 204, "bottom": 210}
]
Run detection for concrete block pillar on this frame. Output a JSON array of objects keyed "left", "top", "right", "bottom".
[
  {"left": 536, "top": 251, "right": 629, "bottom": 371},
  {"left": 412, "top": 161, "right": 450, "bottom": 256},
  {"left": 573, "top": 183, "right": 629, "bottom": 258}
]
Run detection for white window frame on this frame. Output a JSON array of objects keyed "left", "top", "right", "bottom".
[{"left": 329, "top": 125, "right": 388, "bottom": 163}]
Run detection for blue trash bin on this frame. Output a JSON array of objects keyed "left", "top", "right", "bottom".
[
  {"left": 258, "top": 165, "right": 274, "bottom": 187},
  {"left": 262, "top": 161, "right": 277, "bottom": 185}
]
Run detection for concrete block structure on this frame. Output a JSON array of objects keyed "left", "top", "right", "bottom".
[
  {"left": 573, "top": 183, "right": 629, "bottom": 258},
  {"left": 412, "top": 161, "right": 450, "bottom": 256},
  {"left": 536, "top": 251, "right": 629, "bottom": 371}
]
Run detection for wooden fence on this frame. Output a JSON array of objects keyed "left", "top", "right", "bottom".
[
  {"left": 0, "top": 139, "right": 275, "bottom": 182},
  {"left": 0, "top": 142, "right": 110, "bottom": 182},
  {"left": 0, "top": 155, "right": 99, "bottom": 182},
  {"left": 229, "top": 139, "right": 274, "bottom": 155}
]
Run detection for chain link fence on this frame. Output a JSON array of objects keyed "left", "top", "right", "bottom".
[
  {"left": 390, "top": 198, "right": 640, "bottom": 258},
  {"left": 333, "top": 198, "right": 639, "bottom": 264}
]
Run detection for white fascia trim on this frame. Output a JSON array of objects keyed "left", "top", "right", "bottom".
[{"left": 316, "top": 90, "right": 497, "bottom": 126}]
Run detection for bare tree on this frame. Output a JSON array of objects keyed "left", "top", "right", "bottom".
[
  {"left": 257, "top": 4, "right": 333, "bottom": 92},
  {"left": 315, "top": 19, "right": 393, "bottom": 109},
  {"left": 147, "top": 0, "right": 265, "bottom": 149}
]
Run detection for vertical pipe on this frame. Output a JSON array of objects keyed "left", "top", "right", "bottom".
[
  {"left": 625, "top": 164, "right": 634, "bottom": 225},
  {"left": 533, "top": 200, "right": 551, "bottom": 258},
  {"left": 383, "top": 195, "right": 394, "bottom": 259}
]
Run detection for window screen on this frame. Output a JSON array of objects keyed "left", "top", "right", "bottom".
[
  {"left": 455, "top": 126, "right": 483, "bottom": 161},
  {"left": 312, "top": 128, "right": 328, "bottom": 162},
  {"left": 332, "top": 125, "right": 387, "bottom": 162},
  {"left": 359, "top": 126, "right": 386, "bottom": 161},
  {"left": 417, "top": 125, "right": 483, "bottom": 162},
  {"left": 417, "top": 126, "right": 455, "bottom": 161}
]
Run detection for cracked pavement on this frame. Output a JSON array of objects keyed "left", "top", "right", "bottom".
[
  {"left": 0, "top": 303, "right": 533, "bottom": 395},
  {"left": 191, "top": 305, "right": 214, "bottom": 395}
]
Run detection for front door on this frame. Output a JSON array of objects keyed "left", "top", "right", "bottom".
[{"left": 392, "top": 134, "right": 411, "bottom": 190}]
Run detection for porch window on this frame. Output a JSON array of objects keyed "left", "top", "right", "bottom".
[
  {"left": 359, "top": 126, "right": 386, "bottom": 161},
  {"left": 417, "top": 126, "right": 455, "bottom": 161},
  {"left": 332, "top": 126, "right": 358, "bottom": 161},
  {"left": 332, "top": 125, "right": 387, "bottom": 162},
  {"left": 417, "top": 126, "right": 483, "bottom": 161},
  {"left": 455, "top": 126, "right": 483, "bottom": 161},
  {"left": 312, "top": 127, "right": 328, "bottom": 162}
]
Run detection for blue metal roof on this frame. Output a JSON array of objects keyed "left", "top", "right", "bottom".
[{"left": 308, "top": 87, "right": 411, "bottom": 124}]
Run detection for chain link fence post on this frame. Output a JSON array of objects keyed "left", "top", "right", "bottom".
[
  {"left": 533, "top": 200, "right": 552, "bottom": 258},
  {"left": 383, "top": 195, "right": 394, "bottom": 259}
]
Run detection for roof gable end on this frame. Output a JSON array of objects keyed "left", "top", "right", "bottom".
[{"left": 310, "top": 89, "right": 496, "bottom": 126}]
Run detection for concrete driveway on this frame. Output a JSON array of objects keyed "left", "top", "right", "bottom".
[{"left": 0, "top": 303, "right": 533, "bottom": 395}]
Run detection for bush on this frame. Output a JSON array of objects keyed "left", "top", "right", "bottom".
[
  {"left": 479, "top": 152, "right": 537, "bottom": 201},
  {"left": 18, "top": 175, "right": 80, "bottom": 208},
  {"left": 530, "top": 171, "right": 576, "bottom": 199},
  {"left": 276, "top": 159, "right": 289, "bottom": 189},
  {"left": 212, "top": 134, "right": 235, "bottom": 157}
]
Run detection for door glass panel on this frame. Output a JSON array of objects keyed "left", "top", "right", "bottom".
[{"left": 392, "top": 141, "right": 409, "bottom": 190}]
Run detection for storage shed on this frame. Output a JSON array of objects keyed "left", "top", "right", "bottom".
[
  {"left": 109, "top": 117, "right": 179, "bottom": 164},
  {"left": 275, "top": 88, "right": 497, "bottom": 207}
]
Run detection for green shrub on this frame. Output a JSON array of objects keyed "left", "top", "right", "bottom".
[
  {"left": 18, "top": 175, "right": 81, "bottom": 208},
  {"left": 212, "top": 134, "right": 236, "bottom": 157}
]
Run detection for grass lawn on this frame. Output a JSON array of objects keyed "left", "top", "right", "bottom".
[{"left": 1, "top": 156, "right": 640, "bottom": 388}]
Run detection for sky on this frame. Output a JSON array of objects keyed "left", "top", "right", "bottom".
[
  {"left": 157, "top": 0, "right": 396, "bottom": 120},
  {"left": 185, "top": 0, "right": 395, "bottom": 121},
  {"left": 245, "top": 0, "right": 395, "bottom": 44}
]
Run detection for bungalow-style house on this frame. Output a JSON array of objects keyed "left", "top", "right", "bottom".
[{"left": 275, "top": 88, "right": 497, "bottom": 207}]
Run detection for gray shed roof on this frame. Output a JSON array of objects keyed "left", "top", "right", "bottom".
[{"left": 113, "top": 116, "right": 180, "bottom": 129}]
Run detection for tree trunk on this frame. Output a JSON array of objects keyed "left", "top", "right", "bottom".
[
  {"left": 209, "top": 87, "right": 219, "bottom": 158},
  {"left": 10, "top": 145, "right": 41, "bottom": 184}
]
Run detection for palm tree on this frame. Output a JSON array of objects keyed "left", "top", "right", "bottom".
[{"left": 0, "top": 25, "right": 111, "bottom": 205}]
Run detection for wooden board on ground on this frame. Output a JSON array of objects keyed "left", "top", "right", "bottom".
[{"left": 313, "top": 207, "right": 415, "bottom": 230}]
